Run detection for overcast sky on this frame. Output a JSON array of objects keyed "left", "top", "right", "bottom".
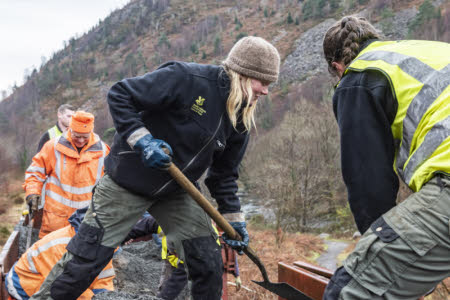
[{"left": 0, "top": 0, "right": 130, "bottom": 96}]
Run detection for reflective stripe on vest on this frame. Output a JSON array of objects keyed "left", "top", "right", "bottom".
[
  {"left": 160, "top": 223, "right": 221, "bottom": 268},
  {"left": 97, "top": 268, "right": 115, "bottom": 279},
  {"left": 5, "top": 264, "right": 26, "bottom": 300},
  {"left": 160, "top": 227, "right": 183, "bottom": 267},
  {"left": 45, "top": 136, "right": 106, "bottom": 208},
  {"left": 26, "top": 237, "right": 72, "bottom": 274},
  {"left": 48, "top": 125, "right": 62, "bottom": 140},
  {"left": 346, "top": 40, "right": 450, "bottom": 191}
]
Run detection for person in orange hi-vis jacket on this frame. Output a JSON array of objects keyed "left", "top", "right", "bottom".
[
  {"left": 5, "top": 207, "right": 115, "bottom": 300},
  {"left": 23, "top": 111, "right": 110, "bottom": 238}
]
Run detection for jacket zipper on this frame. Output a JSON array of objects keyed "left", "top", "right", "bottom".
[{"left": 153, "top": 114, "right": 224, "bottom": 196}]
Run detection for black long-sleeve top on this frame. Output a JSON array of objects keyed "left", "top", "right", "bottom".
[
  {"left": 105, "top": 61, "right": 249, "bottom": 214},
  {"left": 333, "top": 68, "right": 399, "bottom": 234},
  {"left": 36, "top": 123, "right": 62, "bottom": 153}
]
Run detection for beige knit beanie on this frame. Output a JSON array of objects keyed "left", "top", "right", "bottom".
[{"left": 223, "top": 36, "right": 280, "bottom": 83}]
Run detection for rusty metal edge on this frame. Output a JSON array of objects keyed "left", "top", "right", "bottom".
[
  {"left": 278, "top": 262, "right": 330, "bottom": 300},
  {"left": 1, "top": 229, "right": 20, "bottom": 300},
  {"left": 293, "top": 261, "right": 334, "bottom": 279},
  {"left": 1, "top": 276, "right": 6, "bottom": 300},
  {"left": 1, "top": 217, "right": 25, "bottom": 300},
  {"left": 0, "top": 229, "right": 20, "bottom": 274}
]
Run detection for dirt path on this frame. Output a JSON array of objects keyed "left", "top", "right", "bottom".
[{"left": 316, "top": 239, "right": 350, "bottom": 272}]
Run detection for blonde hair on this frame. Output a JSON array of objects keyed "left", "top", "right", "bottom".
[
  {"left": 323, "top": 16, "right": 381, "bottom": 76},
  {"left": 225, "top": 68, "right": 257, "bottom": 132}
]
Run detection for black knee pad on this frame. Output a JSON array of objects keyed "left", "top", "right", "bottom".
[
  {"left": 323, "top": 266, "right": 353, "bottom": 300},
  {"left": 182, "top": 236, "right": 223, "bottom": 300},
  {"left": 50, "top": 223, "right": 115, "bottom": 300}
]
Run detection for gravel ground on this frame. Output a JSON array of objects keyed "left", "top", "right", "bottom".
[
  {"left": 93, "top": 291, "right": 160, "bottom": 300},
  {"left": 17, "top": 225, "right": 39, "bottom": 257},
  {"left": 94, "top": 240, "right": 189, "bottom": 300}
]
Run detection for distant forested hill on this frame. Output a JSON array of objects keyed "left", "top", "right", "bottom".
[{"left": 1, "top": 0, "right": 448, "bottom": 231}]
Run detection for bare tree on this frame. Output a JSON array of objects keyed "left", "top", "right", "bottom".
[{"left": 244, "top": 98, "right": 343, "bottom": 232}]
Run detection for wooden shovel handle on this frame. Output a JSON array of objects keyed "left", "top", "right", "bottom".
[
  {"left": 167, "top": 164, "right": 239, "bottom": 240},
  {"left": 166, "top": 162, "right": 271, "bottom": 282}
]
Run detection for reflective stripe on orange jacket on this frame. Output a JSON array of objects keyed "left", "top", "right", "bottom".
[
  {"left": 23, "top": 132, "right": 110, "bottom": 238},
  {"left": 5, "top": 225, "right": 115, "bottom": 300}
]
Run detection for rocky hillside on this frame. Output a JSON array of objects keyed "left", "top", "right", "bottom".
[{"left": 0, "top": 0, "right": 449, "bottom": 230}]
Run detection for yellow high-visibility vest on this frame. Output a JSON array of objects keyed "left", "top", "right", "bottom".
[
  {"left": 345, "top": 40, "right": 450, "bottom": 191},
  {"left": 48, "top": 125, "right": 63, "bottom": 139},
  {"left": 160, "top": 224, "right": 221, "bottom": 268}
]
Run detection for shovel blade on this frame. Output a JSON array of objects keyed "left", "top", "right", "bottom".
[{"left": 252, "top": 280, "right": 312, "bottom": 300}]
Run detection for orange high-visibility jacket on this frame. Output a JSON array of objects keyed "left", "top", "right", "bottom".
[
  {"left": 5, "top": 224, "right": 115, "bottom": 300},
  {"left": 23, "top": 132, "right": 109, "bottom": 238}
]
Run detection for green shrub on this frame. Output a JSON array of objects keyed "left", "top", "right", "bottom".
[
  {"left": 14, "top": 196, "right": 24, "bottom": 205},
  {"left": 190, "top": 43, "right": 199, "bottom": 54},
  {"left": 287, "top": 12, "right": 294, "bottom": 24},
  {"left": 0, "top": 226, "right": 11, "bottom": 244},
  {"left": 408, "top": 0, "right": 438, "bottom": 37}
]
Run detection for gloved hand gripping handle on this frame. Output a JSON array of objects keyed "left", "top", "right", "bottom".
[
  {"left": 164, "top": 152, "right": 313, "bottom": 300},
  {"left": 165, "top": 159, "right": 270, "bottom": 282}
]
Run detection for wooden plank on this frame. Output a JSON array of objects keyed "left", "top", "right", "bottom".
[{"left": 278, "top": 262, "right": 329, "bottom": 300}]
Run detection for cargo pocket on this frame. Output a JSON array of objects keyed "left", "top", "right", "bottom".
[
  {"left": 345, "top": 211, "right": 437, "bottom": 296},
  {"left": 370, "top": 216, "right": 400, "bottom": 243},
  {"left": 66, "top": 223, "right": 104, "bottom": 260},
  {"left": 386, "top": 207, "right": 437, "bottom": 257},
  {"left": 41, "top": 209, "right": 69, "bottom": 235},
  {"left": 51, "top": 224, "right": 113, "bottom": 300}
]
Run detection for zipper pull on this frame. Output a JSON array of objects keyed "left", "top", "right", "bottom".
[{"left": 216, "top": 140, "right": 225, "bottom": 149}]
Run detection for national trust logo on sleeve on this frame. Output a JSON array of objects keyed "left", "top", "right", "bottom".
[{"left": 191, "top": 96, "right": 207, "bottom": 116}]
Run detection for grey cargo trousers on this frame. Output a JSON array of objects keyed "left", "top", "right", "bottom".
[
  {"left": 30, "top": 175, "right": 222, "bottom": 300},
  {"left": 324, "top": 175, "right": 450, "bottom": 299}
]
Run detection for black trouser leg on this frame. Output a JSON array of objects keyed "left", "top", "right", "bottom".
[
  {"left": 182, "top": 236, "right": 223, "bottom": 300},
  {"left": 158, "top": 263, "right": 188, "bottom": 300},
  {"left": 50, "top": 223, "right": 115, "bottom": 300}
]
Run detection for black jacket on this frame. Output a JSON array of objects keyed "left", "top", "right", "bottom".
[
  {"left": 105, "top": 61, "right": 249, "bottom": 214},
  {"left": 37, "top": 123, "right": 62, "bottom": 153},
  {"left": 334, "top": 65, "right": 399, "bottom": 234}
]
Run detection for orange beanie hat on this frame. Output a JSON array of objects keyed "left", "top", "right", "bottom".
[{"left": 70, "top": 111, "right": 94, "bottom": 133}]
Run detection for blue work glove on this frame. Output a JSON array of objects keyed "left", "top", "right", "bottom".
[
  {"left": 134, "top": 134, "right": 173, "bottom": 169},
  {"left": 222, "top": 222, "right": 249, "bottom": 255}
]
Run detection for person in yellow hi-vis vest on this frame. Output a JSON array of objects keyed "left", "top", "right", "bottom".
[
  {"left": 36, "top": 104, "right": 75, "bottom": 153},
  {"left": 321, "top": 16, "right": 450, "bottom": 299},
  {"left": 157, "top": 227, "right": 188, "bottom": 300},
  {"left": 158, "top": 224, "right": 241, "bottom": 300}
]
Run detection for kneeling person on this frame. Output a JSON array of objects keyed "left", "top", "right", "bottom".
[{"left": 5, "top": 207, "right": 115, "bottom": 300}]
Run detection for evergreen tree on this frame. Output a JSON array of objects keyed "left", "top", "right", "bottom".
[
  {"left": 408, "top": 0, "right": 438, "bottom": 36},
  {"left": 287, "top": 11, "right": 294, "bottom": 24}
]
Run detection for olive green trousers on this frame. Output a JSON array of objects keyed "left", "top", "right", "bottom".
[
  {"left": 30, "top": 174, "right": 218, "bottom": 299},
  {"left": 338, "top": 175, "right": 450, "bottom": 299}
]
